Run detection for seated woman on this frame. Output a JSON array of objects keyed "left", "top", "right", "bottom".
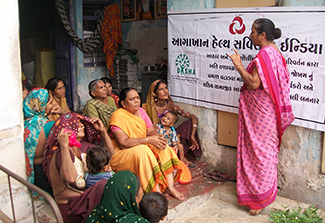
[
  {"left": 83, "top": 79, "right": 117, "bottom": 130},
  {"left": 42, "top": 112, "right": 114, "bottom": 223},
  {"left": 109, "top": 88, "right": 184, "bottom": 200},
  {"left": 23, "top": 88, "right": 54, "bottom": 185},
  {"left": 100, "top": 77, "right": 119, "bottom": 108},
  {"left": 144, "top": 80, "right": 202, "bottom": 167},
  {"left": 86, "top": 170, "right": 149, "bottom": 223},
  {"left": 45, "top": 77, "right": 71, "bottom": 120}
]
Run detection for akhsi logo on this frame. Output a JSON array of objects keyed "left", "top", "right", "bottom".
[
  {"left": 175, "top": 54, "right": 195, "bottom": 75},
  {"left": 229, "top": 16, "right": 246, "bottom": 35}
]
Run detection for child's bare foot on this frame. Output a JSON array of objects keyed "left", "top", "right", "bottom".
[
  {"left": 182, "top": 157, "right": 196, "bottom": 168},
  {"left": 167, "top": 187, "right": 184, "bottom": 200},
  {"left": 248, "top": 209, "right": 263, "bottom": 215}
]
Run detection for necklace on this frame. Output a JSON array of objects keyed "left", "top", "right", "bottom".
[{"left": 156, "top": 101, "right": 167, "bottom": 108}]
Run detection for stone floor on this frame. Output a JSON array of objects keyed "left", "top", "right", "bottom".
[
  {"left": 36, "top": 159, "right": 325, "bottom": 223},
  {"left": 162, "top": 160, "right": 325, "bottom": 223}
]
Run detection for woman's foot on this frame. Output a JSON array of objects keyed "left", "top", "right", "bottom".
[
  {"left": 167, "top": 187, "right": 184, "bottom": 200},
  {"left": 248, "top": 209, "right": 263, "bottom": 215},
  {"left": 182, "top": 157, "right": 196, "bottom": 168}
]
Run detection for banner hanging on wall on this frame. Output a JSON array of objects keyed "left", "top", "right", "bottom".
[{"left": 168, "top": 7, "right": 325, "bottom": 132}]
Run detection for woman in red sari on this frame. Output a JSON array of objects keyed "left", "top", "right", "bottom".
[{"left": 227, "top": 18, "right": 295, "bottom": 215}]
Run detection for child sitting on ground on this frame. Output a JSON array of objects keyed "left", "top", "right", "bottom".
[
  {"left": 139, "top": 192, "right": 168, "bottom": 223},
  {"left": 85, "top": 146, "right": 113, "bottom": 188},
  {"left": 156, "top": 111, "right": 193, "bottom": 167}
]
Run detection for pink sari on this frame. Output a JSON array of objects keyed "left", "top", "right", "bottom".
[{"left": 237, "top": 46, "right": 294, "bottom": 210}]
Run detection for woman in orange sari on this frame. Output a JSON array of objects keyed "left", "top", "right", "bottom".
[{"left": 109, "top": 87, "right": 184, "bottom": 200}]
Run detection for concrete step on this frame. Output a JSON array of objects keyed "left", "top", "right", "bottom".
[{"left": 36, "top": 202, "right": 57, "bottom": 223}]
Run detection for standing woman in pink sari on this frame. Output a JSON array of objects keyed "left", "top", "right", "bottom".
[{"left": 227, "top": 18, "right": 295, "bottom": 215}]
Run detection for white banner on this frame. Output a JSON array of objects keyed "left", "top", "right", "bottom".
[{"left": 168, "top": 7, "right": 325, "bottom": 132}]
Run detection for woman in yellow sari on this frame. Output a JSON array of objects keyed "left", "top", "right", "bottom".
[{"left": 109, "top": 87, "right": 184, "bottom": 200}]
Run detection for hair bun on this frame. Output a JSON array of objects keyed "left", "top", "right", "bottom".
[{"left": 274, "top": 28, "right": 282, "bottom": 39}]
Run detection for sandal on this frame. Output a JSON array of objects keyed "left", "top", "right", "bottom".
[
  {"left": 217, "top": 172, "right": 236, "bottom": 182},
  {"left": 211, "top": 175, "right": 228, "bottom": 182},
  {"left": 203, "top": 170, "right": 221, "bottom": 178},
  {"left": 203, "top": 171, "right": 236, "bottom": 182}
]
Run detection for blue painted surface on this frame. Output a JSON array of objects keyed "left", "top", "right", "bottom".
[
  {"left": 168, "top": 0, "right": 215, "bottom": 10},
  {"left": 285, "top": 0, "right": 325, "bottom": 6}
]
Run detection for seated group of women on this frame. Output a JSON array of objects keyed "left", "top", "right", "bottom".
[{"left": 23, "top": 77, "right": 202, "bottom": 222}]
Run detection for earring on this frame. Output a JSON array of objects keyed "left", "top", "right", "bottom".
[
  {"left": 153, "top": 94, "right": 156, "bottom": 97},
  {"left": 154, "top": 98, "right": 157, "bottom": 102}
]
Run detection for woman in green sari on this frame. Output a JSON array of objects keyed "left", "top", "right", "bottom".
[
  {"left": 86, "top": 170, "right": 149, "bottom": 223},
  {"left": 83, "top": 79, "right": 117, "bottom": 129}
]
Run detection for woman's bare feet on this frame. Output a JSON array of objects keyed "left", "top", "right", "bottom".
[
  {"left": 167, "top": 187, "right": 184, "bottom": 200},
  {"left": 248, "top": 209, "right": 263, "bottom": 215},
  {"left": 182, "top": 157, "right": 192, "bottom": 165},
  {"left": 182, "top": 157, "right": 196, "bottom": 168}
]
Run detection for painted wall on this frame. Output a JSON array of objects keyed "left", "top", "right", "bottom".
[
  {"left": 74, "top": 4, "right": 168, "bottom": 111},
  {"left": 168, "top": 0, "right": 325, "bottom": 210},
  {"left": 0, "top": 0, "right": 33, "bottom": 221}
]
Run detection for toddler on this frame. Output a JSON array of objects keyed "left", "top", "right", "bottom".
[
  {"left": 156, "top": 111, "right": 190, "bottom": 166},
  {"left": 85, "top": 146, "right": 113, "bottom": 188},
  {"left": 139, "top": 192, "right": 168, "bottom": 223}
]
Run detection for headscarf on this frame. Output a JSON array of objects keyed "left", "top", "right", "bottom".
[
  {"left": 86, "top": 171, "right": 149, "bottom": 223},
  {"left": 146, "top": 79, "right": 176, "bottom": 125},
  {"left": 42, "top": 112, "right": 101, "bottom": 181},
  {"left": 23, "top": 88, "right": 49, "bottom": 184}
]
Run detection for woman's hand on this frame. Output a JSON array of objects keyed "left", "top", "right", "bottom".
[
  {"left": 51, "top": 104, "right": 65, "bottom": 115},
  {"left": 148, "top": 135, "right": 167, "bottom": 150},
  {"left": 57, "top": 129, "right": 71, "bottom": 149},
  {"left": 227, "top": 49, "right": 242, "bottom": 68},
  {"left": 189, "top": 135, "right": 199, "bottom": 151},
  {"left": 174, "top": 105, "right": 191, "bottom": 118},
  {"left": 228, "top": 49, "right": 262, "bottom": 89},
  {"left": 90, "top": 117, "right": 106, "bottom": 132}
]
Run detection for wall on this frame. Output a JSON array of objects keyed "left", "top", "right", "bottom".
[
  {"left": 74, "top": 3, "right": 168, "bottom": 111},
  {"left": 168, "top": 0, "right": 325, "bottom": 210},
  {"left": 122, "top": 19, "right": 168, "bottom": 70},
  {"left": 0, "top": 0, "right": 32, "bottom": 221}
]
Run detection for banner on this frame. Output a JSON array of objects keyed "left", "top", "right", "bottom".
[{"left": 168, "top": 7, "right": 325, "bottom": 132}]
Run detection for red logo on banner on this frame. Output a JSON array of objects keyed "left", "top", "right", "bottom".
[{"left": 229, "top": 16, "right": 246, "bottom": 35}]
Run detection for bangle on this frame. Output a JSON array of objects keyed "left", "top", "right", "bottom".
[
  {"left": 193, "top": 124, "right": 198, "bottom": 128},
  {"left": 145, "top": 137, "right": 148, "bottom": 145},
  {"left": 236, "top": 64, "right": 243, "bottom": 69}
]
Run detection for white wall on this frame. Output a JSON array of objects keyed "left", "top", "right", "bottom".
[
  {"left": 0, "top": 0, "right": 25, "bottom": 183},
  {"left": 0, "top": 0, "right": 31, "bottom": 221}
]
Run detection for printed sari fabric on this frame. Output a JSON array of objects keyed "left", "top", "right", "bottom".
[
  {"left": 83, "top": 97, "right": 117, "bottom": 128},
  {"left": 23, "top": 88, "right": 49, "bottom": 184},
  {"left": 101, "top": 3, "right": 122, "bottom": 76},
  {"left": 109, "top": 108, "right": 181, "bottom": 194},
  {"left": 51, "top": 96, "right": 69, "bottom": 120},
  {"left": 110, "top": 93, "right": 120, "bottom": 108},
  {"left": 237, "top": 46, "right": 294, "bottom": 210},
  {"left": 86, "top": 171, "right": 149, "bottom": 223},
  {"left": 145, "top": 79, "right": 202, "bottom": 157}
]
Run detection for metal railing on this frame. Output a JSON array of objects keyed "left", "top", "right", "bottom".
[{"left": 0, "top": 164, "right": 63, "bottom": 223}]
